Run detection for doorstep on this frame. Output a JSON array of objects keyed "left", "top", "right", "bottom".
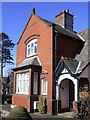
[{"left": 58, "top": 111, "right": 73, "bottom": 118}]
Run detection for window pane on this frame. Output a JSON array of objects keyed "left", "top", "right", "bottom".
[
  {"left": 27, "top": 39, "right": 37, "bottom": 57},
  {"left": 28, "top": 48, "right": 30, "bottom": 56},
  {"left": 30, "top": 43, "right": 34, "bottom": 54},
  {"left": 34, "top": 46, "right": 37, "bottom": 53},
  {"left": 16, "top": 72, "right": 29, "bottom": 94},
  {"left": 31, "top": 43, "right": 33, "bottom": 47},
  {"left": 41, "top": 78, "right": 47, "bottom": 95},
  {"left": 33, "top": 72, "right": 38, "bottom": 94},
  {"left": 28, "top": 44, "right": 30, "bottom": 47}
]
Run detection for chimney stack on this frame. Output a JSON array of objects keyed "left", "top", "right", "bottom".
[{"left": 55, "top": 10, "right": 74, "bottom": 31}]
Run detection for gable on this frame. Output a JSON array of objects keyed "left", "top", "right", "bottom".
[
  {"left": 17, "top": 14, "right": 40, "bottom": 44},
  {"left": 55, "top": 58, "right": 79, "bottom": 79},
  {"left": 16, "top": 13, "right": 53, "bottom": 66},
  {"left": 17, "top": 13, "right": 53, "bottom": 44},
  {"left": 55, "top": 59, "right": 70, "bottom": 79}
]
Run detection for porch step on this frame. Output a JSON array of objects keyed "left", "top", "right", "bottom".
[{"left": 58, "top": 111, "right": 73, "bottom": 118}]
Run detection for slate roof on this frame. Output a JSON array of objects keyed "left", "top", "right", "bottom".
[
  {"left": 16, "top": 56, "right": 41, "bottom": 68},
  {"left": 17, "top": 13, "right": 85, "bottom": 44},
  {"left": 55, "top": 58, "right": 79, "bottom": 78},
  {"left": 63, "top": 59, "right": 79, "bottom": 74},
  {"left": 77, "top": 60, "right": 89, "bottom": 73},
  {"left": 55, "top": 25, "right": 84, "bottom": 41},
  {"left": 35, "top": 14, "right": 85, "bottom": 42},
  {"left": 75, "top": 28, "right": 90, "bottom": 72}
]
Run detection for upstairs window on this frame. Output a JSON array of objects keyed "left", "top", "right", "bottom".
[{"left": 27, "top": 39, "right": 37, "bottom": 57}]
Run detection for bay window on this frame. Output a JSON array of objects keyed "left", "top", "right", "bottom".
[{"left": 16, "top": 72, "right": 29, "bottom": 94}]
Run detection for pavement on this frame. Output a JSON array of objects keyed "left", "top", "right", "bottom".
[{"left": 30, "top": 111, "right": 75, "bottom": 119}]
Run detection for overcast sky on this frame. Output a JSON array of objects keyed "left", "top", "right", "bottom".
[{"left": 2, "top": 2, "right": 89, "bottom": 76}]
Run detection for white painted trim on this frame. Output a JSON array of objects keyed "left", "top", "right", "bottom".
[
  {"left": 57, "top": 73, "right": 78, "bottom": 101},
  {"left": 75, "top": 61, "right": 81, "bottom": 74},
  {"left": 61, "top": 68, "right": 68, "bottom": 74},
  {"left": 35, "top": 56, "right": 42, "bottom": 66},
  {"left": 41, "top": 78, "right": 47, "bottom": 95},
  {"left": 77, "top": 34, "right": 85, "bottom": 42},
  {"left": 58, "top": 74, "right": 77, "bottom": 85}
]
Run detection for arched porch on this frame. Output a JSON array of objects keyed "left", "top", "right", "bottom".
[{"left": 56, "top": 74, "right": 78, "bottom": 113}]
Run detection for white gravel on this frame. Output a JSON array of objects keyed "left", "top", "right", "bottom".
[{"left": 1, "top": 110, "right": 10, "bottom": 118}]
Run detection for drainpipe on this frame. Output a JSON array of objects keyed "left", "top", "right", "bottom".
[
  {"left": 0, "top": 38, "right": 3, "bottom": 104},
  {"left": 52, "top": 29, "right": 59, "bottom": 115},
  {"left": 54, "top": 30, "right": 59, "bottom": 69}
]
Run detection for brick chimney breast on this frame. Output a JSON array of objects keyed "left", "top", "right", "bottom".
[{"left": 55, "top": 10, "right": 74, "bottom": 31}]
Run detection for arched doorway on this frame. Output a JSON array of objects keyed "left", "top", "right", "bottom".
[
  {"left": 56, "top": 73, "right": 78, "bottom": 113},
  {"left": 59, "top": 79, "right": 74, "bottom": 110}
]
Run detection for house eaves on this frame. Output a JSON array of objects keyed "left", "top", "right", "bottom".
[
  {"left": 77, "top": 61, "right": 90, "bottom": 75},
  {"left": 12, "top": 56, "right": 42, "bottom": 71},
  {"left": 55, "top": 58, "right": 79, "bottom": 79},
  {"left": 17, "top": 12, "right": 85, "bottom": 44},
  {"left": 55, "top": 24, "right": 85, "bottom": 42}
]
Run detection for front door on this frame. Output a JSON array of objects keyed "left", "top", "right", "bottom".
[{"left": 60, "top": 80, "right": 69, "bottom": 109}]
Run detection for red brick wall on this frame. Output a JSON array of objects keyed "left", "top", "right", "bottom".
[
  {"left": 56, "top": 35, "right": 82, "bottom": 65},
  {"left": 15, "top": 14, "right": 53, "bottom": 114},
  {"left": 12, "top": 69, "right": 31, "bottom": 112},
  {"left": 12, "top": 94, "right": 29, "bottom": 111}
]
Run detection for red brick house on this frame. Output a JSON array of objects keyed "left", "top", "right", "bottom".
[{"left": 12, "top": 8, "right": 90, "bottom": 114}]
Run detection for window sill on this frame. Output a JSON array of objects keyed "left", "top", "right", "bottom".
[
  {"left": 41, "top": 93, "right": 47, "bottom": 96},
  {"left": 16, "top": 92, "right": 29, "bottom": 95},
  {"left": 27, "top": 53, "right": 38, "bottom": 58}
]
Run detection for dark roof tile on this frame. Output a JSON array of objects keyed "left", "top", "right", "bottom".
[
  {"left": 63, "top": 59, "right": 79, "bottom": 73},
  {"left": 75, "top": 28, "right": 90, "bottom": 72}
]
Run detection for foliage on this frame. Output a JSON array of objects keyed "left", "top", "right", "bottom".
[
  {"left": 1, "top": 73, "right": 14, "bottom": 104},
  {"left": 38, "top": 95, "right": 45, "bottom": 114},
  {"left": 79, "top": 84, "right": 89, "bottom": 92},
  {"left": 7, "top": 105, "right": 32, "bottom": 119},
  {"left": 76, "top": 98, "right": 89, "bottom": 119},
  {"left": 75, "top": 85, "right": 90, "bottom": 119},
  {"left": 0, "top": 32, "right": 15, "bottom": 68}
]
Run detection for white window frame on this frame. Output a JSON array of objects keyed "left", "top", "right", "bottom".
[
  {"left": 27, "top": 39, "right": 37, "bottom": 57},
  {"left": 16, "top": 72, "right": 29, "bottom": 95},
  {"left": 33, "top": 72, "right": 38, "bottom": 94},
  {"left": 41, "top": 78, "right": 47, "bottom": 95}
]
